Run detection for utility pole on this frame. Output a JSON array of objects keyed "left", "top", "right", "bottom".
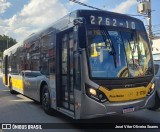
[
  {"left": 137, "top": 0, "right": 153, "bottom": 40},
  {"left": 148, "top": 0, "right": 152, "bottom": 40}
]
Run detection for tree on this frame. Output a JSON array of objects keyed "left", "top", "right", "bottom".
[
  {"left": 0, "top": 35, "right": 17, "bottom": 52},
  {"left": 0, "top": 52, "right": 2, "bottom": 57}
]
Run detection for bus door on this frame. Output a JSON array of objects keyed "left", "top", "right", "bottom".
[
  {"left": 4, "top": 55, "right": 8, "bottom": 85},
  {"left": 57, "top": 31, "right": 75, "bottom": 112}
]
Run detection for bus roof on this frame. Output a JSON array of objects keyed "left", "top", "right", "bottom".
[
  {"left": 4, "top": 9, "right": 145, "bottom": 55},
  {"left": 23, "top": 10, "right": 144, "bottom": 44},
  {"left": 77, "top": 9, "right": 142, "bottom": 21},
  {"left": 3, "top": 41, "right": 23, "bottom": 56}
]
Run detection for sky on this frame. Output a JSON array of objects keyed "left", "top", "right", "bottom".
[{"left": 0, "top": 0, "right": 159, "bottom": 42}]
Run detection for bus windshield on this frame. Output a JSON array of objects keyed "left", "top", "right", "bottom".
[{"left": 87, "top": 28, "right": 153, "bottom": 78}]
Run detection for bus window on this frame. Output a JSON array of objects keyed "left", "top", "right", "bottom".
[
  {"left": 74, "top": 54, "right": 81, "bottom": 90},
  {"left": 40, "top": 34, "right": 52, "bottom": 75},
  {"left": 62, "top": 34, "right": 68, "bottom": 74}
]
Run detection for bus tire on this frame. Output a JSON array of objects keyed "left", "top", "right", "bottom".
[
  {"left": 148, "top": 93, "right": 160, "bottom": 111},
  {"left": 42, "top": 85, "right": 52, "bottom": 115},
  {"left": 9, "top": 78, "right": 15, "bottom": 94}
]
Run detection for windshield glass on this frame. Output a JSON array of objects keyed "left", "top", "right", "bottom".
[{"left": 87, "top": 28, "right": 153, "bottom": 78}]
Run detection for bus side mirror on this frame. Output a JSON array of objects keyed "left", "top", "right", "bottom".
[{"left": 73, "top": 17, "right": 85, "bottom": 26}]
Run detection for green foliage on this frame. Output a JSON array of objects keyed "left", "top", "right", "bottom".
[
  {"left": 0, "top": 52, "right": 2, "bottom": 58},
  {"left": 0, "top": 35, "right": 17, "bottom": 52}
]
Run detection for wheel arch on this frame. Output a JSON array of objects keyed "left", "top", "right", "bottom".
[{"left": 40, "top": 81, "right": 48, "bottom": 104}]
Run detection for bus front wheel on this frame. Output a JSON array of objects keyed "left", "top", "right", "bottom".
[{"left": 42, "top": 85, "right": 52, "bottom": 115}]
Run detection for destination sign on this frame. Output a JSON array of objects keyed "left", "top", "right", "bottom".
[
  {"left": 78, "top": 10, "right": 144, "bottom": 30},
  {"left": 90, "top": 15, "right": 136, "bottom": 29}
]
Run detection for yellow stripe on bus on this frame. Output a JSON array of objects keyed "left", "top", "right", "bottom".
[
  {"left": 2, "top": 76, "right": 5, "bottom": 84},
  {"left": 12, "top": 78, "right": 24, "bottom": 90},
  {"left": 99, "top": 83, "right": 152, "bottom": 102}
]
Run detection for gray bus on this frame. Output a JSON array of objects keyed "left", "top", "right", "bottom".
[{"left": 3, "top": 10, "right": 156, "bottom": 119}]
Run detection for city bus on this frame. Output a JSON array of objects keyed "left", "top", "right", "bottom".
[{"left": 3, "top": 10, "right": 156, "bottom": 119}]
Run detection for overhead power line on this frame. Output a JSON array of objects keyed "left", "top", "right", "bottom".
[
  {"left": 152, "top": 30, "right": 160, "bottom": 33},
  {"left": 152, "top": 24, "right": 160, "bottom": 27},
  {"left": 69, "top": 0, "right": 144, "bottom": 17},
  {"left": 153, "top": 33, "right": 160, "bottom": 35},
  {"left": 69, "top": 0, "right": 102, "bottom": 10}
]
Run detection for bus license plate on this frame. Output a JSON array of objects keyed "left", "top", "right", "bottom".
[{"left": 123, "top": 107, "right": 135, "bottom": 113}]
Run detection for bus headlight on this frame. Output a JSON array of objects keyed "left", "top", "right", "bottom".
[
  {"left": 86, "top": 85, "right": 108, "bottom": 103},
  {"left": 147, "top": 83, "right": 155, "bottom": 96},
  {"left": 89, "top": 88, "right": 97, "bottom": 96}
]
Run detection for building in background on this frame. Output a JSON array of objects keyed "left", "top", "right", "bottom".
[{"left": 152, "top": 38, "right": 160, "bottom": 54}]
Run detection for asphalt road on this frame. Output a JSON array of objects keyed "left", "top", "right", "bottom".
[{"left": 0, "top": 76, "right": 160, "bottom": 132}]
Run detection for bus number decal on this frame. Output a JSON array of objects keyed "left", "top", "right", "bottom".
[
  {"left": 106, "top": 18, "right": 110, "bottom": 25},
  {"left": 131, "top": 22, "right": 136, "bottom": 29},
  {"left": 90, "top": 15, "right": 136, "bottom": 29},
  {"left": 90, "top": 15, "right": 95, "bottom": 24},
  {"left": 126, "top": 21, "right": 129, "bottom": 28},
  {"left": 98, "top": 17, "right": 102, "bottom": 25},
  {"left": 136, "top": 90, "right": 146, "bottom": 96},
  {"left": 113, "top": 19, "right": 117, "bottom": 26}
]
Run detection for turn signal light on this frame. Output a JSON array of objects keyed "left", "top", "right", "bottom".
[{"left": 147, "top": 83, "right": 155, "bottom": 96}]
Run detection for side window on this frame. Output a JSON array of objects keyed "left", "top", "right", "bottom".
[
  {"left": 8, "top": 55, "right": 11, "bottom": 74},
  {"left": 10, "top": 49, "right": 19, "bottom": 74},
  {"left": 24, "top": 40, "right": 40, "bottom": 71},
  {"left": 40, "top": 34, "right": 52, "bottom": 75},
  {"left": 74, "top": 55, "right": 81, "bottom": 90},
  {"left": 25, "top": 42, "right": 32, "bottom": 70},
  {"left": 30, "top": 40, "right": 40, "bottom": 71},
  {"left": 19, "top": 46, "right": 25, "bottom": 71},
  {"left": 69, "top": 32, "right": 74, "bottom": 75},
  {"left": 48, "top": 33, "right": 56, "bottom": 74},
  {"left": 62, "top": 34, "right": 68, "bottom": 74}
]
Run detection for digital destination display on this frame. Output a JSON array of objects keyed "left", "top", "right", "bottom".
[
  {"left": 78, "top": 10, "right": 145, "bottom": 31},
  {"left": 90, "top": 15, "right": 136, "bottom": 29}
]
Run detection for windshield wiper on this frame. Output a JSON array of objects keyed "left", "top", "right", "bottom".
[
  {"left": 100, "top": 27, "right": 117, "bottom": 68},
  {"left": 128, "top": 39, "right": 135, "bottom": 67},
  {"left": 131, "top": 32, "right": 141, "bottom": 65}
]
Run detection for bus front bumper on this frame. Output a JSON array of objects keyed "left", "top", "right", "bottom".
[{"left": 80, "top": 91, "right": 155, "bottom": 119}]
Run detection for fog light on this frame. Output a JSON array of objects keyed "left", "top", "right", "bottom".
[
  {"left": 98, "top": 94, "right": 103, "bottom": 99},
  {"left": 89, "top": 88, "right": 97, "bottom": 96}
]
